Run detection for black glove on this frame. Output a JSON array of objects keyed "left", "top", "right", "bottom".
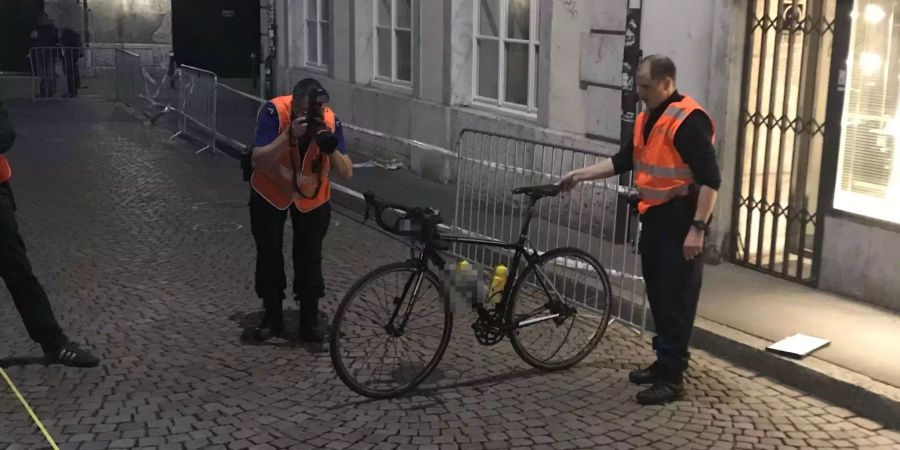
[{"left": 315, "top": 131, "right": 339, "bottom": 155}]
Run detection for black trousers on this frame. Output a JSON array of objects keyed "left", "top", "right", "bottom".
[
  {"left": 0, "top": 182, "right": 67, "bottom": 354},
  {"left": 639, "top": 197, "right": 704, "bottom": 382},
  {"left": 249, "top": 189, "right": 331, "bottom": 326}
]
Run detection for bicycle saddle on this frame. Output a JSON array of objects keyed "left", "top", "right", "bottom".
[{"left": 512, "top": 184, "right": 561, "bottom": 199}]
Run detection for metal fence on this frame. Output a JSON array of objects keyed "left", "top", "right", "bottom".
[
  {"left": 451, "top": 130, "right": 647, "bottom": 334},
  {"left": 113, "top": 48, "right": 181, "bottom": 126},
  {"left": 108, "top": 56, "right": 647, "bottom": 332},
  {"left": 171, "top": 65, "right": 218, "bottom": 154},
  {"left": 141, "top": 66, "right": 179, "bottom": 112},
  {"left": 114, "top": 49, "right": 142, "bottom": 107},
  {"left": 31, "top": 46, "right": 170, "bottom": 101},
  {"left": 216, "top": 82, "right": 267, "bottom": 150},
  {"left": 29, "top": 47, "right": 89, "bottom": 100}
]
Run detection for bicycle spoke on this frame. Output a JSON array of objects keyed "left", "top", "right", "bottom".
[
  {"left": 332, "top": 264, "right": 450, "bottom": 398},
  {"left": 508, "top": 249, "right": 611, "bottom": 370}
]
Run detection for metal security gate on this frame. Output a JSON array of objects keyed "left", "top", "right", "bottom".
[{"left": 731, "top": 0, "right": 841, "bottom": 283}]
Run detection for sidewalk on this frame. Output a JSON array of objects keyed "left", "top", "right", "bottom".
[{"left": 702, "top": 264, "right": 900, "bottom": 389}]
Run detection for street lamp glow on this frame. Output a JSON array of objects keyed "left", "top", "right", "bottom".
[
  {"left": 860, "top": 52, "right": 883, "bottom": 74},
  {"left": 864, "top": 4, "right": 887, "bottom": 23}
]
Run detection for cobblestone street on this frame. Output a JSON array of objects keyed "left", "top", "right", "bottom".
[{"left": 1, "top": 99, "right": 898, "bottom": 450}]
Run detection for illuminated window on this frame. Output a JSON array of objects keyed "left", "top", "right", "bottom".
[{"left": 835, "top": 1, "right": 900, "bottom": 223}]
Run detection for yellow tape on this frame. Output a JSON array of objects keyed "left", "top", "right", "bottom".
[{"left": 0, "top": 367, "right": 60, "bottom": 450}]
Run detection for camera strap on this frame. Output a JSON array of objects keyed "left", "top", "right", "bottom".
[{"left": 292, "top": 136, "right": 326, "bottom": 200}]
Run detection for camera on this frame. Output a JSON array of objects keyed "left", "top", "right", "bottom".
[
  {"left": 305, "top": 87, "right": 330, "bottom": 130},
  {"left": 305, "top": 87, "right": 338, "bottom": 155}
]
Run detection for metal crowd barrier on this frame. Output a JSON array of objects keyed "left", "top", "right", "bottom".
[
  {"left": 171, "top": 65, "right": 218, "bottom": 154},
  {"left": 451, "top": 129, "right": 647, "bottom": 334},
  {"left": 140, "top": 66, "right": 179, "bottom": 111},
  {"left": 29, "top": 47, "right": 89, "bottom": 100},
  {"left": 114, "top": 49, "right": 142, "bottom": 107},
  {"left": 216, "top": 82, "right": 266, "bottom": 150},
  {"left": 108, "top": 59, "right": 647, "bottom": 334}
]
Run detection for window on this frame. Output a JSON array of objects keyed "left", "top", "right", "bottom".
[
  {"left": 474, "top": 0, "right": 539, "bottom": 113},
  {"left": 375, "top": 0, "right": 414, "bottom": 85},
  {"left": 834, "top": 1, "right": 900, "bottom": 224},
  {"left": 305, "top": 0, "right": 330, "bottom": 68}
]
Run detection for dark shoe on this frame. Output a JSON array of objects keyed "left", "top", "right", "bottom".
[
  {"left": 253, "top": 317, "right": 284, "bottom": 341},
  {"left": 46, "top": 343, "right": 100, "bottom": 368},
  {"left": 636, "top": 381, "right": 684, "bottom": 405},
  {"left": 629, "top": 362, "right": 660, "bottom": 385},
  {"left": 298, "top": 326, "right": 324, "bottom": 343},
  {"left": 253, "top": 323, "right": 284, "bottom": 341}
]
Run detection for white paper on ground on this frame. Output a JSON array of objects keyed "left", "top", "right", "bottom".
[{"left": 766, "top": 333, "right": 830, "bottom": 358}]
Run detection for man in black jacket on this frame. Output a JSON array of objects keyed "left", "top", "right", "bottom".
[
  {"left": 0, "top": 100, "right": 100, "bottom": 367},
  {"left": 559, "top": 55, "right": 720, "bottom": 405}
]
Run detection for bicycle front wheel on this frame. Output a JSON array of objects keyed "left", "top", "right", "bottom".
[
  {"left": 329, "top": 261, "right": 452, "bottom": 399},
  {"left": 506, "top": 247, "right": 612, "bottom": 371}
]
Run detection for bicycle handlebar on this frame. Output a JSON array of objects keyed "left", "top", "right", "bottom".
[{"left": 362, "top": 191, "right": 443, "bottom": 239}]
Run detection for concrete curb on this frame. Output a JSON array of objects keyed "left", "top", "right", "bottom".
[{"left": 692, "top": 317, "right": 900, "bottom": 428}]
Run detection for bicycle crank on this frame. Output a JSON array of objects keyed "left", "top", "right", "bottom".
[{"left": 472, "top": 308, "right": 505, "bottom": 346}]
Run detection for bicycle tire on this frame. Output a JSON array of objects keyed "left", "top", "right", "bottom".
[
  {"left": 506, "top": 247, "right": 612, "bottom": 371},
  {"left": 329, "top": 261, "right": 453, "bottom": 399}
]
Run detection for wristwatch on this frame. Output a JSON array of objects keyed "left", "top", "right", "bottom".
[{"left": 691, "top": 220, "right": 709, "bottom": 232}]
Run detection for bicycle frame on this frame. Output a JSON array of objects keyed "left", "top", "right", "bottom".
[{"left": 391, "top": 196, "right": 569, "bottom": 334}]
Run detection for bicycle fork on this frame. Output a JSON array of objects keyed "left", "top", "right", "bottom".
[{"left": 385, "top": 267, "right": 426, "bottom": 337}]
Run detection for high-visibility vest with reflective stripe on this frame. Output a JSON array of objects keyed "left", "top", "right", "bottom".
[
  {"left": 0, "top": 156, "right": 10, "bottom": 183},
  {"left": 250, "top": 95, "right": 335, "bottom": 212},
  {"left": 633, "top": 95, "right": 715, "bottom": 214}
]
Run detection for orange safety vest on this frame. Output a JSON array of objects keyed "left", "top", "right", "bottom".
[
  {"left": 0, "top": 156, "right": 10, "bottom": 183},
  {"left": 633, "top": 95, "right": 715, "bottom": 214},
  {"left": 250, "top": 95, "right": 334, "bottom": 212}
]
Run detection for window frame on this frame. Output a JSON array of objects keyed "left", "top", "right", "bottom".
[
  {"left": 374, "top": 0, "right": 415, "bottom": 88},
  {"left": 304, "top": 0, "right": 330, "bottom": 69},
  {"left": 472, "top": 0, "right": 540, "bottom": 115},
  {"left": 832, "top": 0, "right": 900, "bottom": 225}
]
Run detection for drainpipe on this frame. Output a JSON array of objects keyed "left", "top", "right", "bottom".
[
  {"left": 80, "top": 0, "right": 92, "bottom": 74},
  {"left": 260, "top": 0, "right": 276, "bottom": 99}
]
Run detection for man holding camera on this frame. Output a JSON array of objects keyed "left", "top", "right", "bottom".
[
  {"left": 244, "top": 78, "right": 353, "bottom": 342},
  {"left": 0, "top": 100, "right": 100, "bottom": 367}
]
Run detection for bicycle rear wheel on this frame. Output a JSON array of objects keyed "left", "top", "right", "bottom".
[
  {"left": 506, "top": 247, "right": 612, "bottom": 371},
  {"left": 329, "top": 261, "right": 452, "bottom": 398}
]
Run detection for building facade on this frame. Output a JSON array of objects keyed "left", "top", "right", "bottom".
[
  {"left": 270, "top": 0, "right": 898, "bottom": 311},
  {"left": 43, "top": 0, "right": 173, "bottom": 69}
]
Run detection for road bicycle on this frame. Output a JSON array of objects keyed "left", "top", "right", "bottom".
[{"left": 329, "top": 184, "right": 613, "bottom": 398}]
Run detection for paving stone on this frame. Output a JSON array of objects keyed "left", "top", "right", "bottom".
[{"left": 0, "top": 99, "right": 897, "bottom": 450}]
